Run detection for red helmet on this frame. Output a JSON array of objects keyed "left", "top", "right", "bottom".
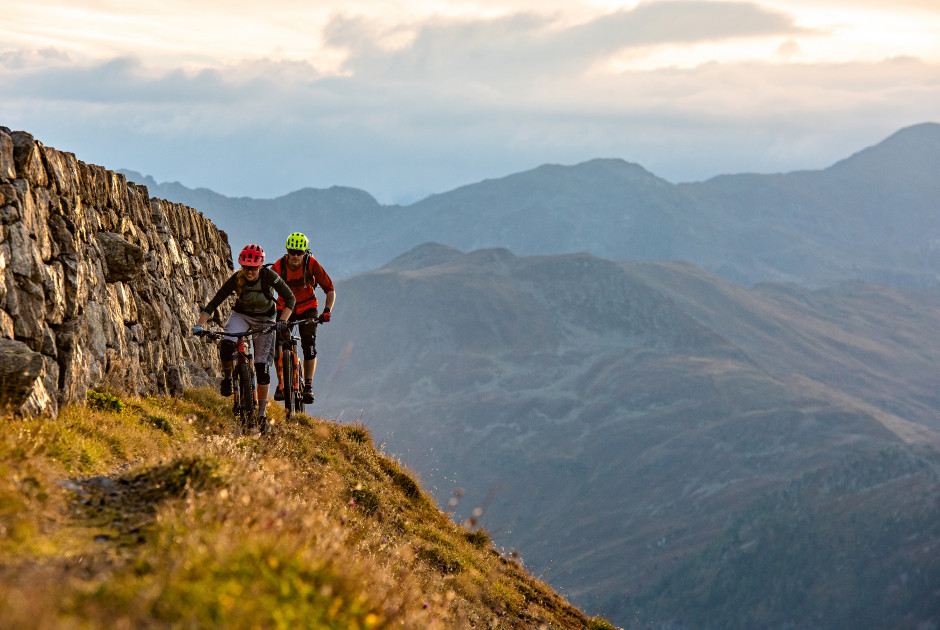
[{"left": 238, "top": 244, "right": 265, "bottom": 266}]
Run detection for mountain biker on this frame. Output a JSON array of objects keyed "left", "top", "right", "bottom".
[
  {"left": 191, "top": 243, "right": 296, "bottom": 427},
  {"left": 270, "top": 232, "right": 336, "bottom": 404}
]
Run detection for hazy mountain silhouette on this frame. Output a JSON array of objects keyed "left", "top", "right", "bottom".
[
  {"left": 125, "top": 122, "right": 940, "bottom": 288},
  {"left": 311, "top": 245, "right": 940, "bottom": 628}
]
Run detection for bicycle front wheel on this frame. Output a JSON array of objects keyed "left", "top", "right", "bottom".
[
  {"left": 281, "top": 345, "right": 295, "bottom": 418},
  {"left": 293, "top": 389, "right": 305, "bottom": 417},
  {"left": 236, "top": 362, "right": 255, "bottom": 432},
  {"left": 291, "top": 347, "right": 305, "bottom": 417}
]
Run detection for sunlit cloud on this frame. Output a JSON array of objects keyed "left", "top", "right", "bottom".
[
  {"left": 1, "top": 0, "right": 938, "bottom": 202},
  {"left": 326, "top": 2, "right": 814, "bottom": 82}
]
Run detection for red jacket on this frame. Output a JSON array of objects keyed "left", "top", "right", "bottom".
[{"left": 271, "top": 254, "right": 334, "bottom": 316}]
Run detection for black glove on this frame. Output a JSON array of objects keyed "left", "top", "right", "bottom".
[
  {"left": 275, "top": 320, "right": 290, "bottom": 339},
  {"left": 319, "top": 309, "right": 331, "bottom": 323}
]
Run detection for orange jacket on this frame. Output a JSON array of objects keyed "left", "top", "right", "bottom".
[{"left": 271, "top": 254, "right": 334, "bottom": 316}]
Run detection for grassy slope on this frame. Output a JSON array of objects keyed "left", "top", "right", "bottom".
[
  {"left": 0, "top": 389, "right": 617, "bottom": 630},
  {"left": 627, "top": 446, "right": 940, "bottom": 629}
]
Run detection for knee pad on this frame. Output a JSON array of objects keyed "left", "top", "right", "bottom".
[
  {"left": 255, "top": 362, "right": 271, "bottom": 385},
  {"left": 298, "top": 322, "right": 318, "bottom": 360},
  {"left": 219, "top": 339, "right": 237, "bottom": 361},
  {"left": 301, "top": 341, "right": 317, "bottom": 361}
]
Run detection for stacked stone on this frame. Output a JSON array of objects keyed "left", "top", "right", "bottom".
[{"left": 0, "top": 126, "right": 234, "bottom": 416}]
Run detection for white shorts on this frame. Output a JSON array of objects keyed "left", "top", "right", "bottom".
[{"left": 223, "top": 312, "right": 276, "bottom": 365}]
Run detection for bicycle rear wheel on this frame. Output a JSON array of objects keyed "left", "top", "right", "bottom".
[{"left": 236, "top": 362, "right": 255, "bottom": 433}]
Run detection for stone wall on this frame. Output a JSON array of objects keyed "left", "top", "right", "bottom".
[{"left": 0, "top": 126, "right": 234, "bottom": 416}]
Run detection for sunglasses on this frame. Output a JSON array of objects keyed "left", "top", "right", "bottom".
[
  {"left": 241, "top": 265, "right": 261, "bottom": 271},
  {"left": 287, "top": 249, "right": 305, "bottom": 256}
]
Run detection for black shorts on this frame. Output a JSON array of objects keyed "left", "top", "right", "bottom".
[{"left": 286, "top": 309, "right": 318, "bottom": 360}]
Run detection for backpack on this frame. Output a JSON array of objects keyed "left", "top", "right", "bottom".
[{"left": 257, "top": 266, "right": 279, "bottom": 301}]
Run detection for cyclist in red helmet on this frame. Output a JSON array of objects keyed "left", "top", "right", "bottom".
[
  {"left": 192, "top": 244, "right": 296, "bottom": 426},
  {"left": 271, "top": 232, "right": 335, "bottom": 404}
]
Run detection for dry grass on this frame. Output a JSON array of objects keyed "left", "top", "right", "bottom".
[{"left": 0, "top": 388, "right": 618, "bottom": 629}]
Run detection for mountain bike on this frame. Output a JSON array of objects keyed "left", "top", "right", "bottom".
[
  {"left": 197, "top": 324, "right": 276, "bottom": 435},
  {"left": 275, "top": 316, "right": 319, "bottom": 420}
]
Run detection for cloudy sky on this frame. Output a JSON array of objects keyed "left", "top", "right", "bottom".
[{"left": 1, "top": 0, "right": 938, "bottom": 203}]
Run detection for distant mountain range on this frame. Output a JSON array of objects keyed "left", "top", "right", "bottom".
[
  {"left": 125, "top": 121, "right": 940, "bottom": 288},
  {"left": 310, "top": 245, "right": 940, "bottom": 628}
]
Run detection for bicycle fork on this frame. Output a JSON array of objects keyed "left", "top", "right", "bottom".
[
  {"left": 289, "top": 342, "right": 300, "bottom": 393},
  {"left": 276, "top": 340, "right": 301, "bottom": 392}
]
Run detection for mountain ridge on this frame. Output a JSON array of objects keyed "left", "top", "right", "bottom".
[{"left": 124, "top": 121, "right": 940, "bottom": 287}]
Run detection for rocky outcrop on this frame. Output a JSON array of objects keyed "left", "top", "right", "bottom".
[{"left": 0, "top": 126, "right": 233, "bottom": 417}]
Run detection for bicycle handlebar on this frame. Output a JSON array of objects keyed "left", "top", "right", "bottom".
[
  {"left": 195, "top": 324, "right": 277, "bottom": 340},
  {"left": 285, "top": 315, "right": 322, "bottom": 327},
  {"left": 194, "top": 315, "right": 323, "bottom": 340}
]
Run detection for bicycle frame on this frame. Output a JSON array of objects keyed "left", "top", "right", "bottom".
[
  {"left": 231, "top": 335, "right": 256, "bottom": 424},
  {"left": 198, "top": 323, "right": 276, "bottom": 434},
  {"left": 276, "top": 316, "right": 319, "bottom": 419},
  {"left": 277, "top": 331, "right": 301, "bottom": 418}
]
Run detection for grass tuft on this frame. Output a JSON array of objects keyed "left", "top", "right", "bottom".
[
  {"left": 350, "top": 484, "right": 381, "bottom": 516},
  {"left": 143, "top": 412, "right": 175, "bottom": 435},
  {"left": 343, "top": 423, "right": 372, "bottom": 445},
  {"left": 418, "top": 544, "right": 466, "bottom": 575},
  {"left": 86, "top": 390, "right": 126, "bottom": 413},
  {"left": 464, "top": 528, "right": 491, "bottom": 549},
  {"left": 379, "top": 457, "right": 423, "bottom": 501}
]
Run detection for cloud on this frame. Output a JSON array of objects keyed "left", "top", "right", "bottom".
[
  {"left": 0, "top": 2, "right": 936, "bottom": 203},
  {"left": 5, "top": 52, "right": 935, "bottom": 203},
  {"left": 782, "top": 0, "right": 940, "bottom": 12},
  {"left": 775, "top": 39, "right": 803, "bottom": 59},
  {"left": 565, "top": 1, "right": 814, "bottom": 49},
  {"left": 0, "top": 47, "right": 71, "bottom": 70},
  {"left": 12, "top": 58, "right": 231, "bottom": 104},
  {"left": 1, "top": 54, "right": 330, "bottom": 111},
  {"left": 325, "top": 1, "right": 813, "bottom": 84}
]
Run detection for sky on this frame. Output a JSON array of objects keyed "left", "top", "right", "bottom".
[{"left": 1, "top": 0, "right": 938, "bottom": 204}]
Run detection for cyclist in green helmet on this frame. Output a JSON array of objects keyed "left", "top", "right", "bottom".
[{"left": 271, "top": 232, "right": 336, "bottom": 404}]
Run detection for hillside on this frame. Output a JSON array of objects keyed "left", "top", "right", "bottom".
[
  {"left": 126, "top": 122, "right": 940, "bottom": 287},
  {"left": 629, "top": 445, "right": 940, "bottom": 629},
  {"left": 311, "top": 245, "right": 940, "bottom": 628},
  {"left": 0, "top": 391, "right": 617, "bottom": 629}
]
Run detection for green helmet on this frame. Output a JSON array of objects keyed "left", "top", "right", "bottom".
[{"left": 285, "top": 232, "right": 308, "bottom": 251}]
